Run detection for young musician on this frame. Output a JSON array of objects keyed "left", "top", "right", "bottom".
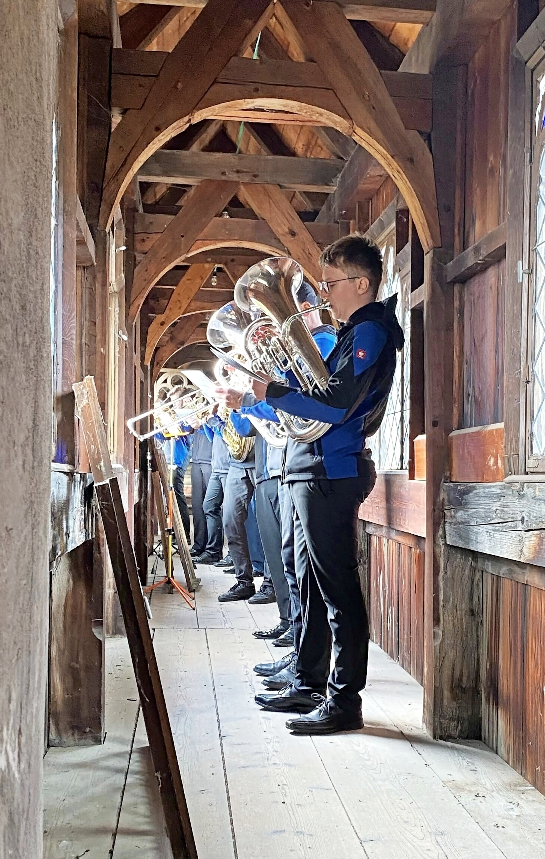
[{"left": 252, "top": 235, "right": 404, "bottom": 735}]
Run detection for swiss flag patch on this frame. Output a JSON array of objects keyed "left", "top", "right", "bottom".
[{"left": 356, "top": 348, "right": 367, "bottom": 360}]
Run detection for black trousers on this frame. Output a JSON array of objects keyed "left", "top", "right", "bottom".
[
  {"left": 289, "top": 456, "right": 376, "bottom": 713},
  {"left": 191, "top": 461, "right": 211, "bottom": 553},
  {"left": 255, "top": 477, "right": 290, "bottom": 623},
  {"left": 173, "top": 465, "right": 191, "bottom": 543}
]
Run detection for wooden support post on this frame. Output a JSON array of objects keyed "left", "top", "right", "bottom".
[
  {"left": 74, "top": 377, "right": 198, "bottom": 859},
  {"left": 423, "top": 64, "right": 482, "bottom": 739}
]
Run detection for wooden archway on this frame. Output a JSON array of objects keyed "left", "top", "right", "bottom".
[{"left": 100, "top": 0, "right": 439, "bottom": 253}]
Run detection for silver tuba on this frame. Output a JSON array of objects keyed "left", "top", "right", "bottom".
[
  {"left": 126, "top": 370, "right": 215, "bottom": 441},
  {"left": 207, "top": 303, "right": 288, "bottom": 449},
  {"left": 234, "top": 257, "right": 332, "bottom": 444}
]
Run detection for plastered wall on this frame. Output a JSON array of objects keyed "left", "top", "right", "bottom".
[{"left": 0, "top": 1, "right": 58, "bottom": 855}]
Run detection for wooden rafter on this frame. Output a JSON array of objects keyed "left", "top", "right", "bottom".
[
  {"left": 145, "top": 264, "right": 214, "bottom": 363},
  {"left": 153, "top": 314, "right": 211, "bottom": 381},
  {"left": 238, "top": 183, "right": 322, "bottom": 283},
  {"left": 100, "top": 0, "right": 274, "bottom": 228},
  {"left": 127, "top": 0, "right": 436, "bottom": 25},
  {"left": 129, "top": 179, "right": 239, "bottom": 322},
  {"left": 112, "top": 54, "right": 432, "bottom": 134},
  {"left": 280, "top": 0, "right": 439, "bottom": 248},
  {"left": 316, "top": 144, "right": 388, "bottom": 223},
  {"left": 119, "top": 5, "right": 176, "bottom": 49}
]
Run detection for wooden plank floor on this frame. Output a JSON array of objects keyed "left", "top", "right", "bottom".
[{"left": 44, "top": 558, "right": 545, "bottom": 858}]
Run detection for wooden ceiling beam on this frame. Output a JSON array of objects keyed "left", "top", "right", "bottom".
[
  {"left": 134, "top": 214, "right": 343, "bottom": 254},
  {"left": 112, "top": 54, "right": 432, "bottom": 134},
  {"left": 316, "top": 144, "right": 388, "bottom": 223},
  {"left": 153, "top": 315, "right": 211, "bottom": 380},
  {"left": 127, "top": 1, "right": 436, "bottom": 25},
  {"left": 100, "top": 0, "right": 274, "bottom": 229},
  {"left": 281, "top": 0, "right": 439, "bottom": 248},
  {"left": 119, "top": 5, "right": 174, "bottom": 49},
  {"left": 129, "top": 179, "right": 239, "bottom": 322},
  {"left": 145, "top": 263, "right": 214, "bottom": 362},
  {"left": 238, "top": 184, "right": 322, "bottom": 283},
  {"left": 138, "top": 151, "right": 344, "bottom": 193}
]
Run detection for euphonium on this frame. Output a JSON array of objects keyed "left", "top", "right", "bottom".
[
  {"left": 234, "top": 257, "right": 332, "bottom": 444},
  {"left": 207, "top": 303, "right": 288, "bottom": 449},
  {"left": 126, "top": 371, "right": 214, "bottom": 441}
]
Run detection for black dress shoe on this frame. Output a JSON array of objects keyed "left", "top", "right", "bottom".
[
  {"left": 214, "top": 554, "right": 234, "bottom": 567},
  {"left": 252, "top": 621, "right": 289, "bottom": 640},
  {"left": 248, "top": 586, "right": 276, "bottom": 605},
  {"left": 196, "top": 550, "right": 221, "bottom": 564},
  {"left": 255, "top": 684, "right": 318, "bottom": 713},
  {"left": 252, "top": 568, "right": 264, "bottom": 578},
  {"left": 286, "top": 698, "right": 364, "bottom": 735},
  {"left": 189, "top": 547, "right": 201, "bottom": 558},
  {"left": 253, "top": 651, "right": 294, "bottom": 677},
  {"left": 272, "top": 627, "right": 294, "bottom": 647},
  {"left": 218, "top": 583, "right": 256, "bottom": 602},
  {"left": 262, "top": 653, "right": 296, "bottom": 690}
]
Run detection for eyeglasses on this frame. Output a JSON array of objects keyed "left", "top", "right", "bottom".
[{"left": 318, "top": 276, "right": 360, "bottom": 294}]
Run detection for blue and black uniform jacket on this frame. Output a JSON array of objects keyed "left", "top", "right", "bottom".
[{"left": 265, "top": 298, "right": 404, "bottom": 481}]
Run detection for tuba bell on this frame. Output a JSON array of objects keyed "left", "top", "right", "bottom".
[
  {"left": 207, "top": 302, "right": 288, "bottom": 449},
  {"left": 234, "top": 257, "right": 332, "bottom": 444}
]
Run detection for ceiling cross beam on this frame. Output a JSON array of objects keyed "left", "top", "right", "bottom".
[
  {"left": 145, "top": 263, "right": 214, "bottom": 363},
  {"left": 129, "top": 179, "right": 239, "bottom": 321}
]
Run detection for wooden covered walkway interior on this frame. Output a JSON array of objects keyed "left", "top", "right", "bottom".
[{"left": 44, "top": 558, "right": 545, "bottom": 859}]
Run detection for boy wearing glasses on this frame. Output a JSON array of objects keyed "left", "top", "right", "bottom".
[{"left": 252, "top": 234, "right": 404, "bottom": 735}]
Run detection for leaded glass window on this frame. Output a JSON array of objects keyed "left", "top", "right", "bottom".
[
  {"left": 368, "top": 227, "right": 410, "bottom": 471},
  {"left": 530, "top": 146, "right": 545, "bottom": 459}
]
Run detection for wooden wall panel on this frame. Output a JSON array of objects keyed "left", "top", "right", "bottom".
[
  {"left": 482, "top": 571, "right": 545, "bottom": 798},
  {"left": 463, "top": 12, "right": 511, "bottom": 247},
  {"left": 368, "top": 177, "right": 398, "bottom": 228},
  {"left": 461, "top": 258, "right": 505, "bottom": 428},
  {"left": 367, "top": 532, "right": 424, "bottom": 686}
]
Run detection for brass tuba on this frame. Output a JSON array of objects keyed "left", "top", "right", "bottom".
[
  {"left": 234, "top": 257, "right": 332, "bottom": 444},
  {"left": 207, "top": 302, "right": 288, "bottom": 449}
]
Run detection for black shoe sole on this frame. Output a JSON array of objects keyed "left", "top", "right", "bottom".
[
  {"left": 255, "top": 697, "right": 316, "bottom": 713},
  {"left": 287, "top": 718, "right": 364, "bottom": 735},
  {"left": 252, "top": 629, "right": 289, "bottom": 640},
  {"left": 272, "top": 639, "right": 294, "bottom": 647},
  {"left": 262, "top": 676, "right": 294, "bottom": 691},
  {"left": 218, "top": 593, "right": 255, "bottom": 603}
]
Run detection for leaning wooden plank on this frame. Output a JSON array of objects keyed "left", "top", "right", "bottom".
[
  {"left": 73, "top": 377, "right": 198, "bottom": 859},
  {"left": 95, "top": 479, "right": 198, "bottom": 858}
]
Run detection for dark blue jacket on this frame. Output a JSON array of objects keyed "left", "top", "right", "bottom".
[{"left": 266, "top": 298, "right": 404, "bottom": 480}]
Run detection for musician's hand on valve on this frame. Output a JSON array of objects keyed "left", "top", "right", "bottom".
[
  {"left": 215, "top": 386, "right": 243, "bottom": 409},
  {"left": 252, "top": 376, "right": 273, "bottom": 402}
]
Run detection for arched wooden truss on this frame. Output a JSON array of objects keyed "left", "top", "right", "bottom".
[{"left": 101, "top": 0, "right": 440, "bottom": 255}]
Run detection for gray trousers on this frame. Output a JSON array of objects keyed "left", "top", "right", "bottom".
[
  {"left": 255, "top": 477, "right": 290, "bottom": 623},
  {"left": 222, "top": 466, "right": 255, "bottom": 586},
  {"left": 191, "top": 461, "right": 211, "bottom": 553}
]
